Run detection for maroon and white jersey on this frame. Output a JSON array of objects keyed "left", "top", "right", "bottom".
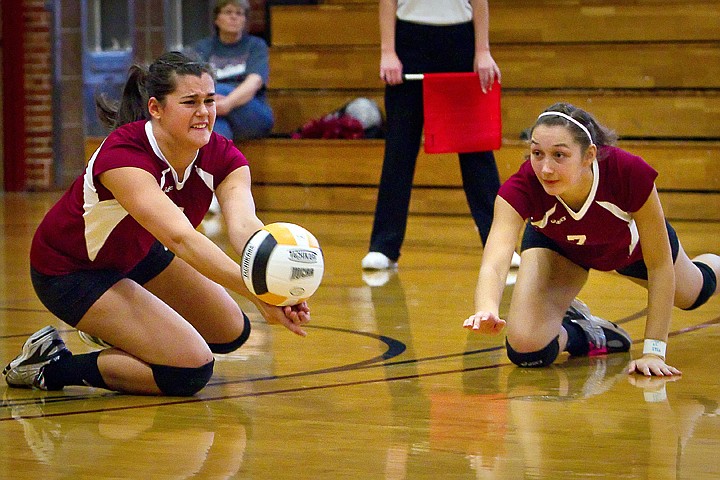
[
  {"left": 499, "top": 146, "right": 658, "bottom": 271},
  {"left": 31, "top": 120, "right": 249, "bottom": 275}
]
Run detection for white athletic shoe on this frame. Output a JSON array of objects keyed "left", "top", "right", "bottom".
[
  {"left": 510, "top": 251, "right": 521, "bottom": 268},
  {"left": 77, "top": 330, "right": 114, "bottom": 349},
  {"left": 361, "top": 252, "right": 398, "bottom": 270},
  {"left": 563, "top": 299, "right": 632, "bottom": 356},
  {"left": 3, "top": 326, "right": 71, "bottom": 390}
]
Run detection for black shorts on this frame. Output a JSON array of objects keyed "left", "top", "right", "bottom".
[
  {"left": 30, "top": 240, "right": 175, "bottom": 327},
  {"left": 520, "top": 220, "right": 680, "bottom": 281}
]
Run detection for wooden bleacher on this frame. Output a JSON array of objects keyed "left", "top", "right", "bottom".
[
  {"left": 85, "top": 0, "right": 720, "bottom": 220},
  {"left": 255, "top": 0, "right": 720, "bottom": 220},
  {"left": 267, "top": 1, "right": 720, "bottom": 134},
  {"left": 240, "top": 139, "right": 720, "bottom": 221}
]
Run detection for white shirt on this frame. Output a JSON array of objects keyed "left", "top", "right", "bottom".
[{"left": 396, "top": 0, "right": 473, "bottom": 25}]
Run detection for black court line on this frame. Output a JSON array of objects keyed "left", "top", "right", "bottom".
[
  {"left": 0, "top": 362, "right": 512, "bottom": 422},
  {"left": 209, "top": 325, "right": 407, "bottom": 386},
  {"left": 0, "top": 307, "right": 47, "bottom": 314},
  {"left": 2, "top": 312, "right": 719, "bottom": 421},
  {"left": 1, "top": 324, "right": 409, "bottom": 417}
]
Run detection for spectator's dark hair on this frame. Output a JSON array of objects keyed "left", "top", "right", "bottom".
[
  {"left": 95, "top": 51, "right": 214, "bottom": 131},
  {"left": 212, "top": 0, "right": 250, "bottom": 37},
  {"left": 532, "top": 102, "right": 618, "bottom": 154}
]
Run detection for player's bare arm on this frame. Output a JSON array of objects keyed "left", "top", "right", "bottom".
[{"left": 629, "top": 186, "right": 681, "bottom": 376}]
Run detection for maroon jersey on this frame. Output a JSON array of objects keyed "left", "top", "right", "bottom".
[
  {"left": 31, "top": 120, "right": 248, "bottom": 275},
  {"left": 499, "top": 146, "right": 658, "bottom": 271}
]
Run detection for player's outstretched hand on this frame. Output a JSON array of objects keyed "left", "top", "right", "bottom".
[
  {"left": 257, "top": 301, "right": 311, "bottom": 337},
  {"left": 463, "top": 311, "right": 506, "bottom": 335},
  {"left": 628, "top": 355, "right": 682, "bottom": 377}
]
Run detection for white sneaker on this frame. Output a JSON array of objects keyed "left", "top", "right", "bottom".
[
  {"left": 3, "top": 326, "right": 71, "bottom": 390},
  {"left": 361, "top": 252, "right": 398, "bottom": 270},
  {"left": 200, "top": 216, "right": 223, "bottom": 237},
  {"left": 510, "top": 251, "right": 521, "bottom": 268}
]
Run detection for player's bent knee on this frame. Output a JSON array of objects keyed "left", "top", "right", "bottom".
[
  {"left": 683, "top": 262, "right": 717, "bottom": 310},
  {"left": 506, "top": 336, "right": 560, "bottom": 368},
  {"left": 208, "top": 313, "right": 252, "bottom": 354},
  {"left": 151, "top": 360, "right": 214, "bottom": 396}
]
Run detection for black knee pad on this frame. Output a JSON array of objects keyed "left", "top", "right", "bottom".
[
  {"left": 151, "top": 360, "right": 214, "bottom": 396},
  {"left": 506, "top": 336, "right": 560, "bottom": 368},
  {"left": 684, "top": 262, "right": 717, "bottom": 310},
  {"left": 208, "top": 313, "right": 252, "bottom": 354}
]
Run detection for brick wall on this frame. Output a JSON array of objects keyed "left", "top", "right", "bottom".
[
  {"left": 8, "top": 0, "right": 270, "bottom": 191},
  {"left": 22, "top": 1, "right": 54, "bottom": 190}
]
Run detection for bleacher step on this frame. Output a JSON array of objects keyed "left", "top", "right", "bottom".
[
  {"left": 83, "top": 137, "right": 720, "bottom": 220},
  {"left": 239, "top": 138, "right": 720, "bottom": 221}
]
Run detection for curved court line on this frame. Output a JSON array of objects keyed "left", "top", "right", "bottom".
[
  {"left": 209, "top": 325, "right": 407, "bottom": 386},
  {"left": 0, "top": 325, "right": 408, "bottom": 414},
  {"left": 2, "top": 311, "right": 718, "bottom": 420}
]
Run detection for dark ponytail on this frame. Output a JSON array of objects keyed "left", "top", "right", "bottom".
[
  {"left": 96, "top": 65, "right": 149, "bottom": 131},
  {"left": 95, "top": 51, "right": 214, "bottom": 131}
]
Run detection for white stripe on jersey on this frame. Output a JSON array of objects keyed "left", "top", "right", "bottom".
[
  {"left": 555, "top": 160, "right": 600, "bottom": 220},
  {"left": 195, "top": 166, "right": 215, "bottom": 191},
  {"left": 530, "top": 204, "right": 557, "bottom": 229},
  {"left": 82, "top": 143, "right": 130, "bottom": 261}
]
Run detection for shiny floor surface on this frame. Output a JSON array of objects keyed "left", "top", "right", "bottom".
[{"left": 1, "top": 192, "right": 720, "bottom": 479}]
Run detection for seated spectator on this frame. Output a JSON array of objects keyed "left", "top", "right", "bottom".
[{"left": 186, "top": 0, "right": 274, "bottom": 141}]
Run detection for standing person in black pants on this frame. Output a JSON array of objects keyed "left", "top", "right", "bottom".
[{"left": 362, "top": 0, "right": 520, "bottom": 271}]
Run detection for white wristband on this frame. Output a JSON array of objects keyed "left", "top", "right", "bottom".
[{"left": 643, "top": 339, "right": 667, "bottom": 359}]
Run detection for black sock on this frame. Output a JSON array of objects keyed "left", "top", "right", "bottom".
[
  {"left": 563, "top": 319, "right": 589, "bottom": 357},
  {"left": 43, "top": 351, "right": 109, "bottom": 390}
]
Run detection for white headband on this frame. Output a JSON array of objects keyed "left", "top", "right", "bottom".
[{"left": 537, "top": 111, "right": 593, "bottom": 144}]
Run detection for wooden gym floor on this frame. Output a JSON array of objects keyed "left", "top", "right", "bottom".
[{"left": 1, "top": 192, "right": 719, "bottom": 479}]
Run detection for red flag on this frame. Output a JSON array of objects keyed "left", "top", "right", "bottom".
[{"left": 422, "top": 72, "right": 502, "bottom": 154}]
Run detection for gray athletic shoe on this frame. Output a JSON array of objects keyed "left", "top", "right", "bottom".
[
  {"left": 77, "top": 330, "right": 113, "bottom": 349},
  {"left": 3, "top": 326, "right": 71, "bottom": 390},
  {"left": 563, "top": 299, "right": 632, "bottom": 356}
]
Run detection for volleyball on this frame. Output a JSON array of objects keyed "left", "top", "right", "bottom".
[{"left": 241, "top": 222, "right": 324, "bottom": 306}]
